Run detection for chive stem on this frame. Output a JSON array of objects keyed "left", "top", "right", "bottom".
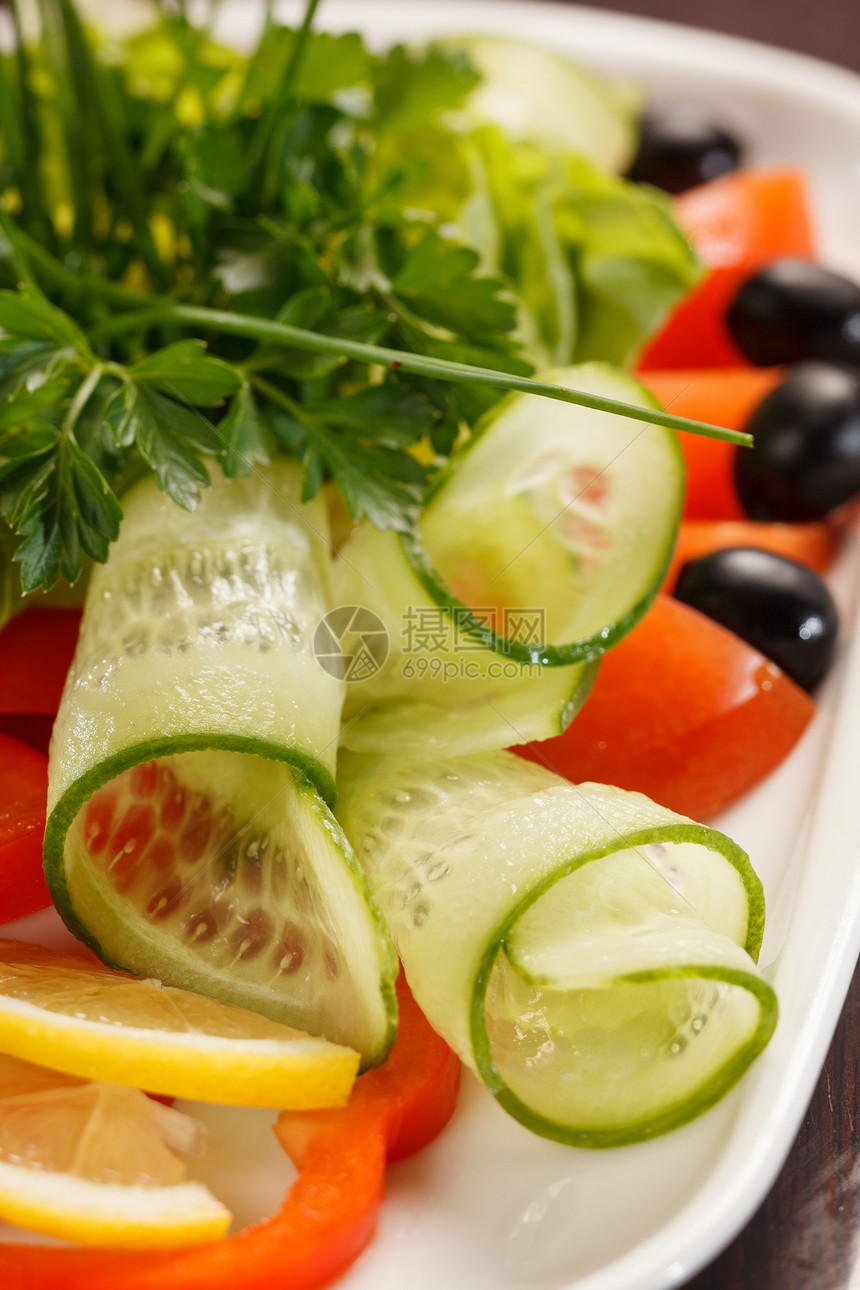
[{"left": 89, "top": 302, "right": 753, "bottom": 447}]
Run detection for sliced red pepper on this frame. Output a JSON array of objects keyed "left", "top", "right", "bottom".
[
  {"left": 640, "top": 367, "right": 783, "bottom": 520},
  {"left": 639, "top": 169, "right": 814, "bottom": 370},
  {"left": 0, "top": 733, "right": 51, "bottom": 924},
  {"left": 663, "top": 518, "right": 838, "bottom": 592},
  {"left": 0, "top": 976, "right": 461, "bottom": 1290},
  {"left": 0, "top": 608, "right": 81, "bottom": 754},
  {"left": 516, "top": 595, "right": 816, "bottom": 821},
  {"left": 0, "top": 608, "right": 81, "bottom": 714}
]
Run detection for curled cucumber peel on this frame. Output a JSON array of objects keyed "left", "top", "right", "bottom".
[
  {"left": 337, "top": 749, "right": 777, "bottom": 1145},
  {"left": 335, "top": 364, "right": 683, "bottom": 757},
  {"left": 45, "top": 463, "right": 397, "bottom": 1066}
]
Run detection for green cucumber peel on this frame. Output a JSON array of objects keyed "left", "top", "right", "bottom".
[
  {"left": 383, "top": 364, "right": 685, "bottom": 667},
  {"left": 474, "top": 964, "right": 777, "bottom": 1148},
  {"left": 44, "top": 463, "right": 398, "bottom": 1064},
  {"left": 337, "top": 751, "right": 776, "bottom": 1145},
  {"left": 468, "top": 822, "right": 774, "bottom": 1147}
]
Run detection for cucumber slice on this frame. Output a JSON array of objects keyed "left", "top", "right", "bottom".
[
  {"left": 336, "top": 520, "right": 598, "bottom": 757},
  {"left": 44, "top": 464, "right": 397, "bottom": 1066},
  {"left": 437, "top": 35, "right": 638, "bottom": 174},
  {"left": 337, "top": 750, "right": 777, "bottom": 1145},
  {"left": 419, "top": 365, "right": 683, "bottom": 661},
  {"left": 334, "top": 364, "right": 682, "bottom": 754}
]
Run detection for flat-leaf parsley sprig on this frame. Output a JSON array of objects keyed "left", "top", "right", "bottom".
[{"left": 0, "top": 0, "right": 745, "bottom": 598}]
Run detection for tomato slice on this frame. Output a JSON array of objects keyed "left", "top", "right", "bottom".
[
  {"left": 0, "top": 733, "right": 51, "bottom": 923},
  {"left": 641, "top": 367, "right": 783, "bottom": 519},
  {"left": 515, "top": 596, "right": 816, "bottom": 821},
  {"left": 639, "top": 170, "right": 815, "bottom": 369},
  {"left": 663, "top": 519, "right": 838, "bottom": 592}
]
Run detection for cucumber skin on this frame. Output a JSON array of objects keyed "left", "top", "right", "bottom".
[
  {"left": 337, "top": 751, "right": 776, "bottom": 1146},
  {"left": 336, "top": 520, "right": 598, "bottom": 757},
  {"left": 335, "top": 364, "right": 683, "bottom": 755},
  {"left": 47, "top": 465, "right": 344, "bottom": 817},
  {"left": 407, "top": 363, "right": 686, "bottom": 667},
  {"left": 435, "top": 35, "right": 638, "bottom": 174},
  {"left": 42, "top": 736, "right": 335, "bottom": 963},
  {"left": 469, "top": 823, "right": 774, "bottom": 1148},
  {"left": 41, "top": 464, "right": 399, "bottom": 1066},
  {"left": 44, "top": 751, "right": 400, "bottom": 1070},
  {"left": 473, "top": 960, "right": 777, "bottom": 1148}
]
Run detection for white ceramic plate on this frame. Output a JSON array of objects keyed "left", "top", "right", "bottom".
[{"left": 6, "top": 3, "right": 860, "bottom": 1287}]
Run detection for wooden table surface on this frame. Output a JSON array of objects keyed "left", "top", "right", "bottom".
[
  {"left": 542, "top": 3, "right": 860, "bottom": 1286},
  {"left": 545, "top": 0, "right": 860, "bottom": 73}
]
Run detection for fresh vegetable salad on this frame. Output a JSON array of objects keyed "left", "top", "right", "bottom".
[{"left": 0, "top": 0, "right": 856, "bottom": 1284}]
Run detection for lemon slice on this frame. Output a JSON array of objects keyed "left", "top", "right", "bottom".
[
  {"left": 0, "top": 941, "right": 359, "bottom": 1108},
  {"left": 0, "top": 1050, "right": 229, "bottom": 1247}
]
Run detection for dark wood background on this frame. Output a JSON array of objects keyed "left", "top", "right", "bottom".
[
  {"left": 544, "top": 0, "right": 860, "bottom": 73},
  {"left": 543, "top": 3, "right": 860, "bottom": 1286}
]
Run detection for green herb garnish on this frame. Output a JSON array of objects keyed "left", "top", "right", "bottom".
[{"left": 0, "top": 0, "right": 741, "bottom": 598}]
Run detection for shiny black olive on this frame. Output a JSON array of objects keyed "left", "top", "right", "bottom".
[
  {"left": 726, "top": 258, "right": 860, "bottom": 367},
  {"left": 674, "top": 548, "right": 838, "bottom": 691},
  {"left": 625, "top": 105, "right": 743, "bottom": 195},
  {"left": 735, "top": 362, "right": 860, "bottom": 521}
]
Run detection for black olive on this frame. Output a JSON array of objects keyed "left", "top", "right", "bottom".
[
  {"left": 674, "top": 548, "right": 838, "bottom": 691},
  {"left": 625, "top": 105, "right": 742, "bottom": 195},
  {"left": 735, "top": 362, "right": 860, "bottom": 521},
  {"left": 726, "top": 258, "right": 860, "bottom": 367}
]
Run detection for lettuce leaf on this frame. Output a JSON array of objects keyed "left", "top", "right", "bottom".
[{"left": 467, "top": 127, "right": 702, "bottom": 369}]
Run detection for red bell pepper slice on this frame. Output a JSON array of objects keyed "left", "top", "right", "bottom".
[
  {"left": 663, "top": 518, "right": 838, "bottom": 592},
  {"left": 639, "top": 169, "right": 814, "bottom": 370},
  {"left": 0, "top": 608, "right": 81, "bottom": 714},
  {"left": 0, "top": 608, "right": 81, "bottom": 754},
  {"left": 516, "top": 595, "right": 815, "bottom": 821},
  {"left": 0, "top": 732, "right": 52, "bottom": 924},
  {"left": 0, "top": 976, "right": 461, "bottom": 1290},
  {"left": 641, "top": 367, "right": 784, "bottom": 520}
]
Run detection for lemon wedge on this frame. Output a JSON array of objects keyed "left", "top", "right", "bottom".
[
  {"left": 0, "top": 1050, "right": 230, "bottom": 1247},
  {"left": 0, "top": 940, "right": 359, "bottom": 1107}
]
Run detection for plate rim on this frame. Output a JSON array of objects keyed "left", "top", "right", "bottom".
[
  {"left": 286, "top": 5, "right": 860, "bottom": 1287},
  {"left": 10, "top": 4, "right": 860, "bottom": 1287}
]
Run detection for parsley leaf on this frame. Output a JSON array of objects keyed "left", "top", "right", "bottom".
[
  {"left": 313, "top": 382, "right": 438, "bottom": 448},
  {"left": 132, "top": 341, "right": 243, "bottom": 406},
  {"left": 1, "top": 435, "right": 120, "bottom": 592},
  {"left": 0, "top": 3, "right": 701, "bottom": 597},
  {"left": 125, "top": 388, "right": 219, "bottom": 510},
  {"left": 374, "top": 45, "right": 480, "bottom": 132},
  {"left": 300, "top": 420, "right": 424, "bottom": 531},
  {"left": 218, "top": 384, "right": 274, "bottom": 478},
  {"left": 0, "top": 285, "right": 89, "bottom": 354},
  {"left": 0, "top": 377, "right": 71, "bottom": 431},
  {"left": 391, "top": 232, "right": 518, "bottom": 338}
]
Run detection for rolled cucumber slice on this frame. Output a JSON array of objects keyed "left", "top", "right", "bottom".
[
  {"left": 334, "top": 364, "right": 682, "bottom": 754},
  {"left": 44, "top": 463, "right": 397, "bottom": 1066},
  {"left": 337, "top": 750, "right": 777, "bottom": 1145},
  {"left": 336, "top": 519, "right": 598, "bottom": 757},
  {"left": 437, "top": 35, "right": 638, "bottom": 174}
]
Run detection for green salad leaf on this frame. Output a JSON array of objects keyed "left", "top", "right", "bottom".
[
  {"left": 467, "top": 128, "right": 702, "bottom": 368},
  {"left": 0, "top": 0, "right": 712, "bottom": 608}
]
